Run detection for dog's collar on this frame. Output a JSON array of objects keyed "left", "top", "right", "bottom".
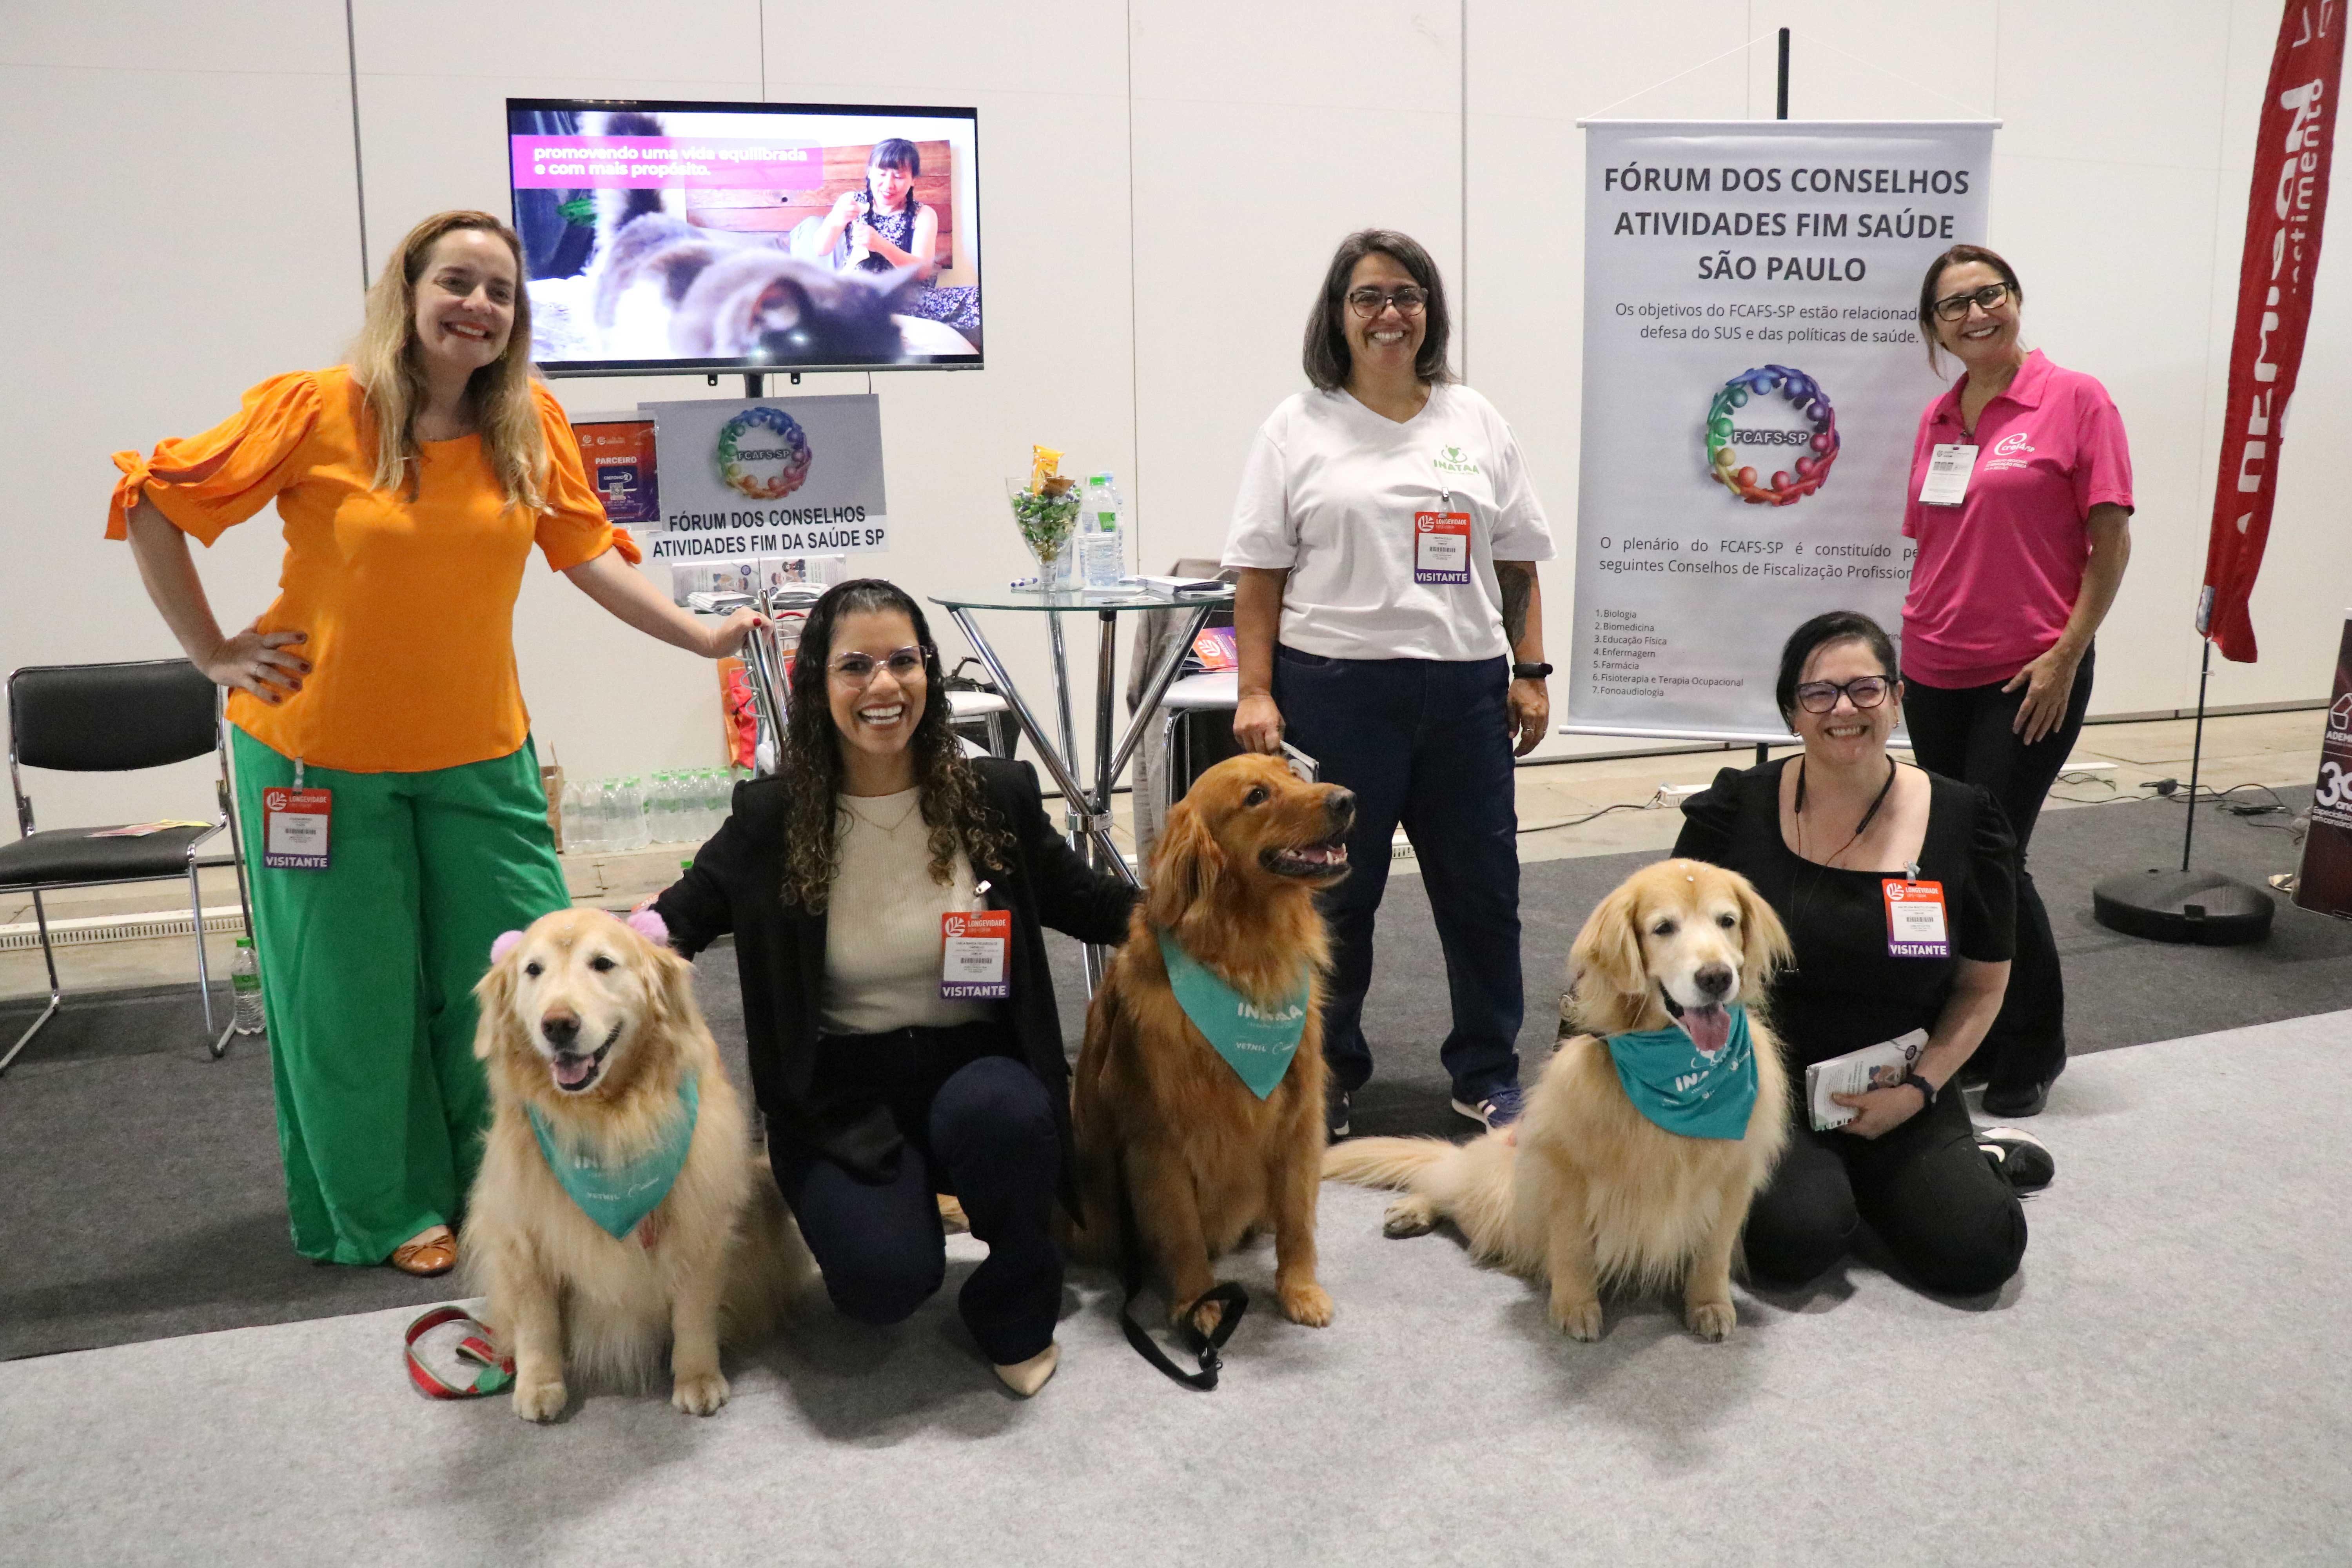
[{"left": 527, "top": 1073, "right": 700, "bottom": 1241}]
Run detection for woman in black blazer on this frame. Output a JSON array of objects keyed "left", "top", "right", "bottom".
[{"left": 653, "top": 579, "right": 1134, "bottom": 1396}]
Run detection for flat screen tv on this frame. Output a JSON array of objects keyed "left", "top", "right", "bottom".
[{"left": 508, "top": 97, "right": 982, "bottom": 376}]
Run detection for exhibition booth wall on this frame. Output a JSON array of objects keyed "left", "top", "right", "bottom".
[{"left": 6, "top": 0, "right": 2346, "bottom": 829}]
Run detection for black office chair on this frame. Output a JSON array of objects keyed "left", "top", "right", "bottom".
[{"left": 2, "top": 659, "right": 253, "bottom": 1074}]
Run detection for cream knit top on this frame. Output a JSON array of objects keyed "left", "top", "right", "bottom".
[{"left": 820, "top": 788, "right": 995, "bottom": 1035}]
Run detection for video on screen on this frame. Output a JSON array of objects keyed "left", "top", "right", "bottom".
[{"left": 509, "top": 98, "right": 981, "bottom": 375}]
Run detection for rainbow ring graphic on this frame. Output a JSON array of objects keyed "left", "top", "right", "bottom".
[
  {"left": 717, "top": 406, "right": 813, "bottom": 501},
  {"left": 1705, "top": 365, "right": 1838, "bottom": 506}
]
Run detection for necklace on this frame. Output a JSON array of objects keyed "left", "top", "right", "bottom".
[
  {"left": 842, "top": 792, "right": 921, "bottom": 835},
  {"left": 1794, "top": 755, "right": 1897, "bottom": 868}
]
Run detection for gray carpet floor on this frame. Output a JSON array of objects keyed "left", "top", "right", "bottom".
[
  {"left": 3, "top": 1010, "right": 2347, "bottom": 1568},
  {"left": 1, "top": 787, "right": 2338, "bottom": 1361}
]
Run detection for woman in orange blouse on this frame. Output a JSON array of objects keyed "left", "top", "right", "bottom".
[{"left": 112, "top": 211, "right": 757, "bottom": 1274}]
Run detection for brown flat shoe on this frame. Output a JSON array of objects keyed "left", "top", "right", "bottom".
[{"left": 390, "top": 1234, "right": 457, "bottom": 1277}]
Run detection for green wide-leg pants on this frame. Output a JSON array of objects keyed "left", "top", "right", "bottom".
[{"left": 231, "top": 727, "right": 572, "bottom": 1264}]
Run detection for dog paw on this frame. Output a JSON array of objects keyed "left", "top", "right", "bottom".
[
  {"left": 1549, "top": 1296, "right": 1604, "bottom": 1341},
  {"left": 1174, "top": 1295, "right": 1225, "bottom": 1338},
  {"left": 1279, "top": 1282, "right": 1334, "bottom": 1328},
  {"left": 1685, "top": 1299, "right": 1737, "bottom": 1343},
  {"left": 512, "top": 1376, "right": 568, "bottom": 1423},
  {"left": 1382, "top": 1196, "right": 1437, "bottom": 1238},
  {"left": 671, "top": 1369, "right": 731, "bottom": 1416}
]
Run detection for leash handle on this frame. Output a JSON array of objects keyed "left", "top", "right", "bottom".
[
  {"left": 1113, "top": 1146, "right": 1249, "bottom": 1390},
  {"left": 405, "top": 1306, "right": 515, "bottom": 1399},
  {"left": 1120, "top": 1280, "right": 1248, "bottom": 1390}
]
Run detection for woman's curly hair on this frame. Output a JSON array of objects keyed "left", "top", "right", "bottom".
[{"left": 777, "top": 579, "right": 1015, "bottom": 911}]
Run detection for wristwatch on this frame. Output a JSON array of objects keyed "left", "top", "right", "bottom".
[
  {"left": 1512, "top": 662, "right": 1554, "bottom": 681},
  {"left": 1900, "top": 1070, "right": 1938, "bottom": 1109}
]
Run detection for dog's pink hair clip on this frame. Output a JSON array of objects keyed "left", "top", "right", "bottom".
[
  {"left": 625, "top": 907, "right": 670, "bottom": 947},
  {"left": 490, "top": 929, "right": 524, "bottom": 963}
]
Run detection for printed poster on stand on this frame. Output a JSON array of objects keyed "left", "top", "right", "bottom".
[
  {"left": 641, "top": 393, "right": 889, "bottom": 563},
  {"left": 1570, "top": 120, "right": 1995, "bottom": 739}
]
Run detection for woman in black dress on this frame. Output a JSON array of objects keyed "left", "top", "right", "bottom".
[{"left": 1673, "top": 611, "right": 2032, "bottom": 1296}]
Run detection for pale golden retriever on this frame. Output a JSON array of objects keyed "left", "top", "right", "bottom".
[
  {"left": 1067, "top": 753, "right": 1354, "bottom": 1332},
  {"left": 463, "top": 908, "right": 813, "bottom": 1422},
  {"left": 1325, "top": 859, "right": 1791, "bottom": 1342}
]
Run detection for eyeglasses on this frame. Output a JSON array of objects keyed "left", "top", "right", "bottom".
[
  {"left": 1793, "top": 675, "right": 1892, "bottom": 714},
  {"left": 1931, "top": 281, "right": 2011, "bottom": 322},
  {"left": 1346, "top": 286, "right": 1429, "bottom": 319},
  {"left": 827, "top": 646, "right": 929, "bottom": 686}
]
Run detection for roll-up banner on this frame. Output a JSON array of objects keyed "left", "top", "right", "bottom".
[
  {"left": 1570, "top": 121, "right": 1996, "bottom": 740},
  {"left": 2296, "top": 613, "right": 2352, "bottom": 920}
]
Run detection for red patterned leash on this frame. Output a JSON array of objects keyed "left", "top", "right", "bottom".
[{"left": 405, "top": 1306, "right": 514, "bottom": 1399}]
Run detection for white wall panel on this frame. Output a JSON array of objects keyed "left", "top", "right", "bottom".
[
  {"left": 0, "top": 38, "right": 360, "bottom": 828},
  {"left": 1130, "top": 0, "right": 1462, "bottom": 576}
]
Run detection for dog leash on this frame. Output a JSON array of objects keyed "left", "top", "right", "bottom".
[
  {"left": 404, "top": 1306, "right": 514, "bottom": 1399},
  {"left": 1113, "top": 1148, "right": 1248, "bottom": 1390}
]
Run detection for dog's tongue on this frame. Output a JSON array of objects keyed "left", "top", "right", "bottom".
[
  {"left": 1679, "top": 1004, "right": 1731, "bottom": 1057},
  {"left": 552, "top": 1053, "right": 597, "bottom": 1089},
  {"left": 1294, "top": 843, "right": 1348, "bottom": 865}
]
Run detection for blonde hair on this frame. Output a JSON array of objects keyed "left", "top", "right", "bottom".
[{"left": 350, "top": 210, "right": 547, "bottom": 510}]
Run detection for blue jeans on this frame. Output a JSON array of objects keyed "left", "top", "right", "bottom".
[
  {"left": 1271, "top": 647, "right": 1523, "bottom": 1102},
  {"left": 772, "top": 1041, "right": 1062, "bottom": 1365}
]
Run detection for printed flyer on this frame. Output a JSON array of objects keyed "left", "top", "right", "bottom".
[{"left": 1570, "top": 120, "right": 1996, "bottom": 738}]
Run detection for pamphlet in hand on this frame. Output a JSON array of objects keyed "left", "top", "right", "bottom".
[{"left": 1805, "top": 1029, "right": 1930, "bottom": 1131}]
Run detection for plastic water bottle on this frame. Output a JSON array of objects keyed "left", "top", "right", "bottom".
[
  {"left": 647, "top": 773, "right": 674, "bottom": 842},
  {"left": 1078, "top": 472, "right": 1126, "bottom": 589},
  {"left": 597, "top": 778, "right": 624, "bottom": 852},
  {"left": 623, "top": 777, "right": 650, "bottom": 849},
  {"left": 230, "top": 936, "right": 265, "bottom": 1035}
]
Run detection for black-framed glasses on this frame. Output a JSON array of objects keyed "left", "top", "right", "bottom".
[
  {"left": 1346, "top": 286, "right": 1429, "bottom": 318},
  {"left": 1932, "top": 281, "right": 2011, "bottom": 322},
  {"left": 1794, "top": 675, "right": 1892, "bottom": 714},
  {"left": 828, "top": 646, "right": 930, "bottom": 686}
]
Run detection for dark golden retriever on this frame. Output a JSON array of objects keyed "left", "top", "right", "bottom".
[
  {"left": 1067, "top": 752, "right": 1354, "bottom": 1332},
  {"left": 1327, "top": 859, "right": 1792, "bottom": 1342}
]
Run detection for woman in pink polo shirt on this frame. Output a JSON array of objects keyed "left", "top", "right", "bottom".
[{"left": 1900, "top": 244, "right": 2132, "bottom": 1119}]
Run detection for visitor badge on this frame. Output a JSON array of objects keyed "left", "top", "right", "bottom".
[
  {"left": 1883, "top": 879, "right": 1949, "bottom": 958},
  {"left": 941, "top": 909, "right": 1011, "bottom": 1000},
  {"left": 261, "top": 786, "right": 332, "bottom": 870},
  {"left": 1413, "top": 511, "right": 1472, "bottom": 584},
  {"left": 1918, "top": 443, "right": 1977, "bottom": 506}
]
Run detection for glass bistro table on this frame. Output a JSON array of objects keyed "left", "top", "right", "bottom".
[{"left": 931, "top": 583, "right": 1234, "bottom": 991}]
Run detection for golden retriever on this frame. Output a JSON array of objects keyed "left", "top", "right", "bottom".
[
  {"left": 1067, "top": 753, "right": 1354, "bottom": 1332},
  {"left": 1325, "top": 859, "right": 1792, "bottom": 1342},
  {"left": 463, "top": 908, "right": 813, "bottom": 1421}
]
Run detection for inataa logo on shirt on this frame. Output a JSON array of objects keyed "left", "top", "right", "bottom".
[{"left": 1432, "top": 445, "right": 1480, "bottom": 477}]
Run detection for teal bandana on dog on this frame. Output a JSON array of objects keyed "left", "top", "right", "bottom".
[
  {"left": 1603, "top": 1004, "right": 1757, "bottom": 1141},
  {"left": 1155, "top": 930, "right": 1309, "bottom": 1100},
  {"left": 527, "top": 1074, "right": 699, "bottom": 1240}
]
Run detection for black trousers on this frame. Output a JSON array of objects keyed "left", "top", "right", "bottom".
[
  {"left": 771, "top": 1025, "right": 1062, "bottom": 1365},
  {"left": 1744, "top": 1082, "right": 2026, "bottom": 1297},
  {"left": 1272, "top": 648, "right": 1524, "bottom": 1102},
  {"left": 1900, "top": 646, "right": 2094, "bottom": 1092}
]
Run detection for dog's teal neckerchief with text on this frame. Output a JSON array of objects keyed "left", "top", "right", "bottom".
[
  {"left": 1603, "top": 1004, "right": 1757, "bottom": 1141},
  {"left": 1154, "top": 929, "right": 1309, "bottom": 1100},
  {"left": 527, "top": 1073, "right": 699, "bottom": 1240}
]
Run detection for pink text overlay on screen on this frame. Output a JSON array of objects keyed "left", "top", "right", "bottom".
[{"left": 510, "top": 136, "right": 826, "bottom": 191}]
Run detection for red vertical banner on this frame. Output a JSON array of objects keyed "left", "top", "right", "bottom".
[
  {"left": 2198, "top": 1, "right": 2344, "bottom": 663},
  {"left": 2296, "top": 615, "right": 2352, "bottom": 915}
]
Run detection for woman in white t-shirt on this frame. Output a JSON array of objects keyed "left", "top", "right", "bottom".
[{"left": 1221, "top": 229, "right": 1556, "bottom": 1138}]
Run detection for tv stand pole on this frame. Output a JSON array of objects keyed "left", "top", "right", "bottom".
[{"left": 742, "top": 373, "right": 764, "bottom": 398}]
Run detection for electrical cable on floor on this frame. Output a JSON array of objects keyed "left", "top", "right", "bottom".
[{"left": 1516, "top": 801, "right": 1655, "bottom": 835}]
